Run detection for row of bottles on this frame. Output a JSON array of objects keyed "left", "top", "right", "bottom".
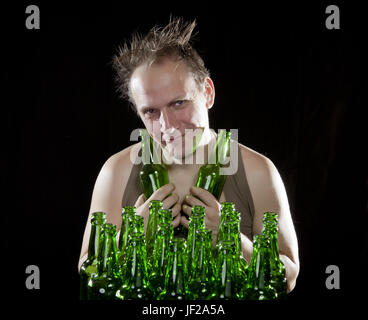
[{"left": 80, "top": 202, "right": 287, "bottom": 300}]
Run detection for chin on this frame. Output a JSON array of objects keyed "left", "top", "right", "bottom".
[{"left": 163, "top": 143, "right": 195, "bottom": 163}]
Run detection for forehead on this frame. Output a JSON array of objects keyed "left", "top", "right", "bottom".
[{"left": 130, "top": 59, "right": 198, "bottom": 106}]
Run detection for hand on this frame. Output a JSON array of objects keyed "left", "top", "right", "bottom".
[
  {"left": 181, "top": 186, "right": 222, "bottom": 243},
  {"left": 134, "top": 183, "right": 181, "bottom": 233}
]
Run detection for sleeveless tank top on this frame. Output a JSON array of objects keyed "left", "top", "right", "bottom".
[{"left": 121, "top": 143, "right": 255, "bottom": 240}]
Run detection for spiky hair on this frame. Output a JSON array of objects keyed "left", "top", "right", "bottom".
[{"left": 112, "top": 16, "right": 210, "bottom": 107}]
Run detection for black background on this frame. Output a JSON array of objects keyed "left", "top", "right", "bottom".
[{"left": 2, "top": 0, "right": 367, "bottom": 314}]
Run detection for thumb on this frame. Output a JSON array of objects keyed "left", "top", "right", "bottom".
[{"left": 134, "top": 194, "right": 145, "bottom": 207}]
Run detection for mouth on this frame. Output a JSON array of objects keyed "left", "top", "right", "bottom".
[{"left": 162, "top": 133, "right": 184, "bottom": 145}]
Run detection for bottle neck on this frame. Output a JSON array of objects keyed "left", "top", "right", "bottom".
[
  {"left": 217, "top": 130, "right": 231, "bottom": 165},
  {"left": 221, "top": 220, "right": 241, "bottom": 256},
  {"left": 248, "top": 235, "right": 271, "bottom": 288},
  {"left": 165, "top": 240, "right": 186, "bottom": 292},
  {"left": 98, "top": 226, "right": 120, "bottom": 277},
  {"left": 152, "top": 227, "right": 172, "bottom": 273},
  {"left": 125, "top": 236, "right": 148, "bottom": 285},
  {"left": 217, "top": 243, "right": 235, "bottom": 292},
  {"left": 88, "top": 222, "right": 104, "bottom": 260},
  {"left": 208, "top": 129, "right": 224, "bottom": 164},
  {"left": 141, "top": 129, "right": 161, "bottom": 165},
  {"left": 263, "top": 221, "right": 281, "bottom": 260},
  {"left": 129, "top": 214, "right": 144, "bottom": 236},
  {"left": 191, "top": 230, "right": 214, "bottom": 282}
]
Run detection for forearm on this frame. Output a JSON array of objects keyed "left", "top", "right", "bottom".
[
  {"left": 78, "top": 253, "right": 88, "bottom": 273},
  {"left": 240, "top": 233, "right": 254, "bottom": 264},
  {"left": 280, "top": 254, "right": 299, "bottom": 293}
]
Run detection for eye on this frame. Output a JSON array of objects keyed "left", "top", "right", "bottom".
[
  {"left": 142, "top": 108, "right": 159, "bottom": 120},
  {"left": 174, "top": 100, "right": 185, "bottom": 106},
  {"left": 142, "top": 108, "right": 157, "bottom": 115}
]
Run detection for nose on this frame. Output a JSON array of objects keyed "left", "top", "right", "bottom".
[{"left": 159, "top": 108, "right": 178, "bottom": 132}]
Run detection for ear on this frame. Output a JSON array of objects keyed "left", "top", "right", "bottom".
[{"left": 204, "top": 77, "right": 215, "bottom": 110}]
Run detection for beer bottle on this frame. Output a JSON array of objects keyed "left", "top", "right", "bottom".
[
  {"left": 87, "top": 223, "right": 122, "bottom": 300},
  {"left": 148, "top": 223, "right": 174, "bottom": 298},
  {"left": 146, "top": 200, "right": 163, "bottom": 263},
  {"left": 115, "top": 233, "right": 152, "bottom": 300},
  {"left": 139, "top": 129, "right": 169, "bottom": 200},
  {"left": 118, "top": 206, "right": 136, "bottom": 267},
  {"left": 195, "top": 129, "right": 231, "bottom": 200},
  {"left": 224, "top": 219, "right": 248, "bottom": 297},
  {"left": 129, "top": 214, "right": 144, "bottom": 235},
  {"left": 215, "top": 202, "right": 236, "bottom": 257},
  {"left": 79, "top": 212, "right": 106, "bottom": 300},
  {"left": 186, "top": 206, "right": 205, "bottom": 277},
  {"left": 213, "top": 240, "right": 242, "bottom": 300},
  {"left": 186, "top": 229, "right": 217, "bottom": 300},
  {"left": 157, "top": 238, "right": 187, "bottom": 300},
  {"left": 158, "top": 208, "right": 173, "bottom": 225},
  {"left": 246, "top": 234, "right": 277, "bottom": 300},
  {"left": 262, "top": 212, "right": 287, "bottom": 299}
]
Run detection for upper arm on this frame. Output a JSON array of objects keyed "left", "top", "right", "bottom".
[
  {"left": 78, "top": 144, "right": 138, "bottom": 266},
  {"left": 241, "top": 147, "right": 299, "bottom": 265}
]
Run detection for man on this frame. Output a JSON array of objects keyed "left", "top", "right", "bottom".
[{"left": 78, "top": 17, "right": 299, "bottom": 292}]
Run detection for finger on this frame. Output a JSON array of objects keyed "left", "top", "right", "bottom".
[
  {"left": 172, "top": 212, "right": 181, "bottom": 228},
  {"left": 180, "top": 215, "right": 190, "bottom": 229},
  {"left": 134, "top": 194, "right": 145, "bottom": 207},
  {"left": 148, "top": 183, "right": 176, "bottom": 202},
  {"left": 182, "top": 204, "right": 192, "bottom": 217},
  {"left": 170, "top": 203, "right": 181, "bottom": 218},
  {"left": 189, "top": 186, "right": 219, "bottom": 208},
  {"left": 184, "top": 193, "right": 206, "bottom": 208},
  {"left": 162, "top": 193, "right": 179, "bottom": 209}
]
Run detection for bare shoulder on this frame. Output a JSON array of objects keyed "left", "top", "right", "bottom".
[
  {"left": 238, "top": 143, "right": 277, "bottom": 178},
  {"left": 90, "top": 141, "right": 141, "bottom": 215},
  {"left": 101, "top": 142, "right": 141, "bottom": 180},
  {"left": 238, "top": 143, "right": 290, "bottom": 232},
  {"left": 104, "top": 142, "right": 141, "bottom": 170}
]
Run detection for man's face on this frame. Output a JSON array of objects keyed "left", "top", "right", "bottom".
[{"left": 130, "top": 58, "right": 214, "bottom": 160}]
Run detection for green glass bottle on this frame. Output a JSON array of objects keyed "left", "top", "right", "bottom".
[
  {"left": 87, "top": 223, "right": 122, "bottom": 300},
  {"left": 262, "top": 212, "right": 287, "bottom": 299},
  {"left": 213, "top": 240, "right": 241, "bottom": 300},
  {"left": 186, "top": 206, "right": 205, "bottom": 277},
  {"left": 158, "top": 208, "right": 173, "bottom": 225},
  {"left": 246, "top": 234, "right": 277, "bottom": 300},
  {"left": 219, "top": 219, "right": 248, "bottom": 294},
  {"left": 115, "top": 233, "right": 152, "bottom": 300},
  {"left": 148, "top": 223, "right": 174, "bottom": 298},
  {"left": 79, "top": 212, "right": 106, "bottom": 300},
  {"left": 157, "top": 238, "right": 187, "bottom": 300},
  {"left": 146, "top": 200, "right": 163, "bottom": 263},
  {"left": 186, "top": 229, "right": 217, "bottom": 300},
  {"left": 118, "top": 206, "right": 136, "bottom": 268},
  {"left": 139, "top": 129, "right": 169, "bottom": 200},
  {"left": 215, "top": 202, "right": 236, "bottom": 257},
  {"left": 129, "top": 214, "right": 145, "bottom": 235},
  {"left": 195, "top": 130, "right": 231, "bottom": 200}
]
